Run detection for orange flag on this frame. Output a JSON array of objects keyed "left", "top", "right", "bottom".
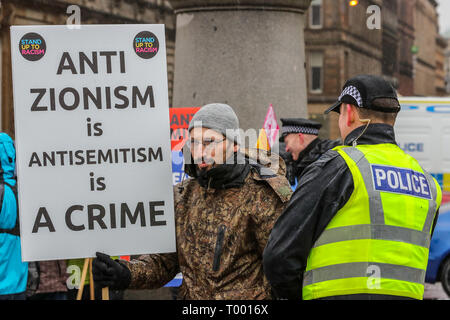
[{"left": 256, "top": 128, "right": 270, "bottom": 151}]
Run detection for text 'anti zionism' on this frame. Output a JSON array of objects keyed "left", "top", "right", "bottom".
[{"left": 30, "top": 51, "right": 155, "bottom": 112}]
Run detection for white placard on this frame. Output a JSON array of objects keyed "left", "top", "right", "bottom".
[{"left": 10, "top": 24, "right": 175, "bottom": 261}]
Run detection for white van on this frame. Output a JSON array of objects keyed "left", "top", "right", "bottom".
[{"left": 394, "top": 97, "right": 450, "bottom": 206}]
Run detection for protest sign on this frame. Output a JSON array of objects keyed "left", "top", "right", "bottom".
[
  {"left": 169, "top": 107, "right": 200, "bottom": 185},
  {"left": 263, "top": 104, "right": 279, "bottom": 149},
  {"left": 11, "top": 24, "right": 175, "bottom": 261}
]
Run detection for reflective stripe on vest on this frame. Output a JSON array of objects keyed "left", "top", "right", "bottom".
[{"left": 302, "top": 145, "right": 442, "bottom": 300}]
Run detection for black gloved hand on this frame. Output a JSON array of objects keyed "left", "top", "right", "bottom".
[
  {"left": 285, "top": 162, "right": 297, "bottom": 186},
  {"left": 92, "top": 252, "right": 131, "bottom": 290}
]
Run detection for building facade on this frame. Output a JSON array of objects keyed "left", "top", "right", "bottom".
[
  {"left": 436, "top": 35, "right": 448, "bottom": 96},
  {"left": 413, "top": 0, "right": 439, "bottom": 96},
  {"left": 446, "top": 38, "right": 450, "bottom": 94},
  {"left": 305, "top": 0, "right": 384, "bottom": 139},
  {"left": 396, "top": 0, "right": 415, "bottom": 96},
  {"left": 304, "top": 0, "right": 447, "bottom": 139}
]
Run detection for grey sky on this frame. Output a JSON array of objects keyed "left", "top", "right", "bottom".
[{"left": 436, "top": 0, "right": 450, "bottom": 36}]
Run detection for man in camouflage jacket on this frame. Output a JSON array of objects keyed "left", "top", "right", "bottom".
[{"left": 93, "top": 103, "right": 292, "bottom": 300}]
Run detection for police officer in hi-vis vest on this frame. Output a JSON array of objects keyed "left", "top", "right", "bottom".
[{"left": 263, "top": 74, "right": 442, "bottom": 300}]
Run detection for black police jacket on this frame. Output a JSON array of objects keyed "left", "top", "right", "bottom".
[
  {"left": 292, "top": 138, "right": 341, "bottom": 181},
  {"left": 262, "top": 123, "right": 440, "bottom": 300}
]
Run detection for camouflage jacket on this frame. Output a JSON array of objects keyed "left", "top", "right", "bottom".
[{"left": 123, "top": 153, "right": 292, "bottom": 300}]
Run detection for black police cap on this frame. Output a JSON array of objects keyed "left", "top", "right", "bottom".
[
  {"left": 325, "top": 74, "right": 401, "bottom": 114},
  {"left": 279, "top": 118, "right": 322, "bottom": 142}
]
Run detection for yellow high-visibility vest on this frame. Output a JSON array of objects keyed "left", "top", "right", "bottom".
[{"left": 302, "top": 144, "right": 442, "bottom": 300}]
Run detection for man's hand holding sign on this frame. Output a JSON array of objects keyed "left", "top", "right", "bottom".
[{"left": 92, "top": 252, "right": 131, "bottom": 290}]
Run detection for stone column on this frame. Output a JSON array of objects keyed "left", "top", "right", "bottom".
[{"left": 168, "top": 0, "right": 312, "bottom": 131}]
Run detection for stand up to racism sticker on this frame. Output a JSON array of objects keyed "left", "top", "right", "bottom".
[
  {"left": 19, "top": 32, "right": 46, "bottom": 61},
  {"left": 133, "top": 31, "right": 159, "bottom": 59}
]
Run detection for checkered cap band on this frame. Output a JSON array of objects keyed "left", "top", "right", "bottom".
[
  {"left": 339, "top": 85, "right": 363, "bottom": 107},
  {"left": 281, "top": 126, "right": 319, "bottom": 136}
]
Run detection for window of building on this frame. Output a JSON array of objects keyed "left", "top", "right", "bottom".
[
  {"left": 309, "top": 52, "right": 324, "bottom": 93},
  {"left": 310, "top": 0, "right": 323, "bottom": 28}
]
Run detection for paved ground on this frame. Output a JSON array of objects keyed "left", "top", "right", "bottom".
[
  {"left": 122, "top": 284, "right": 450, "bottom": 300},
  {"left": 424, "top": 282, "right": 449, "bottom": 300},
  {"left": 124, "top": 287, "right": 173, "bottom": 300}
]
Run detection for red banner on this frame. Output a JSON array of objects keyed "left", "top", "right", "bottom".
[{"left": 170, "top": 107, "right": 201, "bottom": 151}]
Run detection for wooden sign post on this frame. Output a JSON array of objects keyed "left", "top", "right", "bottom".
[{"left": 75, "top": 257, "right": 109, "bottom": 300}]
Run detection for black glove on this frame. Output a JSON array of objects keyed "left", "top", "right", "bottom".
[
  {"left": 92, "top": 252, "right": 131, "bottom": 290},
  {"left": 285, "top": 161, "right": 297, "bottom": 186}
]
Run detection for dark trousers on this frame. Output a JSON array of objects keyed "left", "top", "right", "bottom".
[
  {"left": 27, "top": 292, "right": 68, "bottom": 300},
  {"left": 0, "top": 292, "right": 26, "bottom": 300},
  {"left": 67, "top": 285, "right": 124, "bottom": 300}
]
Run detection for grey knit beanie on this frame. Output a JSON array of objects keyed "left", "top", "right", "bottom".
[{"left": 188, "top": 103, "right": 241, "bottom": 145}]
